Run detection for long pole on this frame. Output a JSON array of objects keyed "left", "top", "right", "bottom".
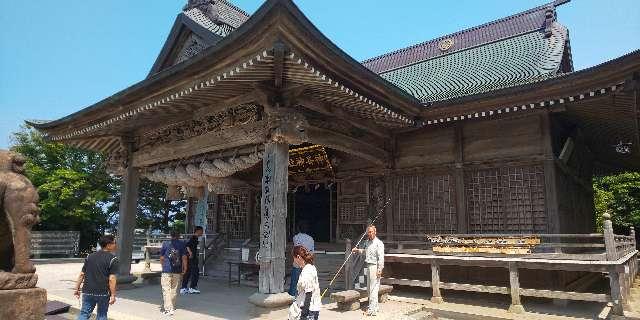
[{"left": 320, "top": 197, "right": 391, "bottom": 299}]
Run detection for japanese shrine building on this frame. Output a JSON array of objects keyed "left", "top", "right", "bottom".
[{"left": 29, "top": 0, "right": 640, "bottom": 301}]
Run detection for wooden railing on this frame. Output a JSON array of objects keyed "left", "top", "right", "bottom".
[{"left": 377, "top": 214, "right": 638, "bottom": 316}]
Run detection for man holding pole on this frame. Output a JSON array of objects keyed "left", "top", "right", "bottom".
[{"left": 352, "top": 225, "right": 385, "bottom": 316}]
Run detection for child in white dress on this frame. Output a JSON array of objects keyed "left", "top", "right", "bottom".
[{"left": 293, "top": 245, "right": 321, "bottom": 320}]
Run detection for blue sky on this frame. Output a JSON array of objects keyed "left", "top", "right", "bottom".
[{"left": 1, "top": 0, "right": 639, "bottom": 149}]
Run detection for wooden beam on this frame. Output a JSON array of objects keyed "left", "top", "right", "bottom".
[
  {"left": 297, "top": 96, "right": 391, "bottom": 139},
  {"left": 273, "top": 42, "right": 286, "bottom": 89},
  {"left": 192, "top": 89, "right": 271, "bottom": 120},
  {"left": 131, "top": 121, "right": 267, "bottom": 167},
  {"left": 304, "top": 125, "right": 389, "bottom": 166}
]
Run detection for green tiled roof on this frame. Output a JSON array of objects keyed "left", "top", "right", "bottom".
[{"left": 379, "top": 23, "right": 568, "bottom": 103}]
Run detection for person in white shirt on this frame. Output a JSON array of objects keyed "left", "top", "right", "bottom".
[
  {"left": 289, "top": 221, "right": 314, "bottom": 296},
  {"left": 293, "top": 245, "right": 321, "bottom": 320},
  {"left": 352, "top": 225, "right": 385, "bottom": 316}
]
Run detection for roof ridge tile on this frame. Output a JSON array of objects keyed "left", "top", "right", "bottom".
[{"left": 362, "top": 1, "right": 561, "bottom": 73}]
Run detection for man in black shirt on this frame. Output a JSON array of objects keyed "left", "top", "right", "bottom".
[
  {"left": 74, "top": 235, "right": 119, "bottom": 320},
  {"left": 180, "top": 226, "right": 203, "bottom": 294}
]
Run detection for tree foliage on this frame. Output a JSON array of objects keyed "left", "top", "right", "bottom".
[
  {"left": 10, "top": 127, "right": 187, "bottom": 252},
  {"left": 593, "top": 172, "right": 640, "bottom": 233},
  {"left": 11, "top": 127, "right": 119, "bottom": 252}
]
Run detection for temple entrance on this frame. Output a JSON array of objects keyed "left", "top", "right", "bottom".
[{"left": 291, "top": 184, "right": 332, "bottom": 243}]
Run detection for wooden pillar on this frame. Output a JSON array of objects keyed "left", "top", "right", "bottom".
[
  {"left": 508, "top": 262, "right": 525, "bottom": 313},
  {"left": 384, "top": 175, "right": 394, "bottom": 241},
  {"left": 116, "top": 146, "right": 140, "bottom": 281},
  {"left": 345, "top": 239, "right": 352, "bottom": 289},
  {"left": 541, "top": 113, "right": 560, "bottom": 233},
  {"left": 258, "top": 142, "right": 288, "bottom": 294},
  {"left": 430, "top": 261, "right": 443, "bottom": 303},
  {"left": 454, "top": 124, "right": 467, "bottom": 233}
]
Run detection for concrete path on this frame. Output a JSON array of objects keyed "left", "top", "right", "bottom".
[{"left": 36, "top": 260, "right": 612, "bottom": 320}]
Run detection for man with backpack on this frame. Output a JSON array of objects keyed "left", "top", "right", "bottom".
[{"left": 160, "top": 230, "right": 188, "bottom": 316}]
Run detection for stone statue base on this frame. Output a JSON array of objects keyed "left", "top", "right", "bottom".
[
  {"left": 0, "top": 272, "right": 38, "bottom": 289},
  {"left": 0, "top": 287, "right": 46, "bottom": 320}
]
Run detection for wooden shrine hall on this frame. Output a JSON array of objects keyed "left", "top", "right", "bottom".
[{"left": 29, "top": 0, "right": 639, "bottom": 311}]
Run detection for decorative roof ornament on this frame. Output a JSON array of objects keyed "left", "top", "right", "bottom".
[
  {"left": 614, "top": 141, "right": 632, "bottom": 155},
  {"left": 184, "top": 0, "right": 221, "bottom": 25},
  {"left": 438, "top": 38, "right": 454, "bottom": 52}
]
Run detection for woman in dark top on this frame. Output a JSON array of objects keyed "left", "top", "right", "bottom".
[{"left": 181, "top": 226, "right": 203, "bottom": 294}]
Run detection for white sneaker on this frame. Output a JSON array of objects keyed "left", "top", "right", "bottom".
[
  {"left": 179, "top": 288, "right": 188, "bottom": 295},
  {"left": 162, "top": 309, "right": 175, "bottom": 316},
  {"left": 188, "top": 288, "right": 201, "bottom": 294}
]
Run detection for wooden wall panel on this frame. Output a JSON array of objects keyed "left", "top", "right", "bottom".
[
  {"left": 393, "top": 173, "right": 457, "bottom": 235},
  {"left": 465, "top": 165, "right": 546, "bottom": 233},
  {"left": 464, "top": 117, "right": 543, "bottom": 162},
  {"left": 217, "top": 193, "right": 250, "bottom": 239},
  {"left": 337, "top": 178, "right": 369, "bottom": 240},
  {"left": 396, "top": 127, "right": 456, "bottom": 168}
]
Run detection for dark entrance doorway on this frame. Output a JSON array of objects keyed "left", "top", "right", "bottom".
[{"left": 293, "top": 185, "right": 331, "bottom": 243}]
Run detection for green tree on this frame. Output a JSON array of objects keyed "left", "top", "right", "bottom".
[
  {"left": 10, "top": 127, "right": 188, "bottom": 252},
  {"left": 593, "top": 172, "right": 640, "bottom": 234},
  {"left": 137, "top": 178, "right": 187, "bottom": 232},
  {"left": 10, "top": 127, "right": 119, "bottom": 253}
]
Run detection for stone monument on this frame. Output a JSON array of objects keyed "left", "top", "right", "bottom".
[{"left": 0, "top": 150, "right": 46, "bottom": 320}]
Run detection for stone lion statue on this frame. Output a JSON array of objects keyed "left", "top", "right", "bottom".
[{"left": 0, "top": 150, "right": 40, "bottom": 289}]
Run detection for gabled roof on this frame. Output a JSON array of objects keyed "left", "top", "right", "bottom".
[
  {"left": 148, "top": 0, "right": 250, "bottom": 76},
  {"left": 363, "top": 0, "right": 572, "bottom": 103}
]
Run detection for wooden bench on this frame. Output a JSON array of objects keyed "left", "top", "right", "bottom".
[
  {"left": 31, "top": 231, "right": 80, "bottom": 258},
  {"left": 330, "top": 284, "right": 393, "bottom": 311}
]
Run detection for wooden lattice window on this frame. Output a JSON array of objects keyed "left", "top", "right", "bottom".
[
  {"left": 206, "top": 193, "right": 217, "bottom": 233},
  {"left": 337, "top": 178, "right": 368, "bottom": 240},
  {"left": 217, "top": 193, "right": 249, "bottom": 239},
  {"left": 394, "top": 174, "right": 457, "bottom": 235},
  {"left": 465, "top": 165, "right": 546, "bottom": 234}
]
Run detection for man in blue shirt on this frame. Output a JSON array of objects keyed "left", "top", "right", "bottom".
[{"left": 160, "top": 230, "right": 188, "bottom": 316}]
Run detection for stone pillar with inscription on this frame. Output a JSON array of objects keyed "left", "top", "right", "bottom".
[{"left": 115, "top": 140, "right": 140, "bottom": 286}]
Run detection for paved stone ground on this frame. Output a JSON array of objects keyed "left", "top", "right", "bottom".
[{"left": 36, "top": 260, "right": 612, "bottom": 320}]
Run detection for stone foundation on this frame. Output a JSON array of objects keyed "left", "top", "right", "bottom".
[
  {"left": 248, "top": 292, "right": 293, "bottom": 308},
  {"left": 0, "top": 287, "right": 46, "bottom": 320}
]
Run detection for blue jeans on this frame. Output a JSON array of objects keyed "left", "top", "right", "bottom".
[
  {"left": 77, "top": 294, "right": 109, "bottom": 320},
  {"left": 288, "top": 266, "right": 302, "bottom": 296}
]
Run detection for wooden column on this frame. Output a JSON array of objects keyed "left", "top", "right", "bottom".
[
  {"left": 384, "top": 175, "right": 394, "bottom": 241},
  {"left": 541, "top": 113, "right": 560, "bottom": 233},
  {"left": 345, "top": 239, "right": 353, "bottom": 289},
  {"left": 508, "top": 262, "right": 525, "bottom": 313},
  {"left": 115, "top": 145, "right": 140, "bottom": 281},
  {"left": 430, "top": 261, "right": 443, "bottom": 303},
  {"left": 258, "top": 142, "right": 289, "bottom": 294},
  {"left": 540, "top": 113, "right": 562, "bottom": 233},
  {"left": 453, "top": 124, "right": 467, "bottom": 233}
]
